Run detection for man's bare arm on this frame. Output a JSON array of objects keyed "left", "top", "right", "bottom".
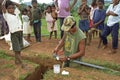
[
  {"left": 69, "top": 39, "right": 86, "bottom": 59},
  {"left": 53, "top": 33, "right": 66, "bottom": 53}
]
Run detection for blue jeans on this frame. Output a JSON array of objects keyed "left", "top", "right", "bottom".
[
  {"left": 101, "top": 23, "right": 119, "bottom": 49},
  {"left": 33, "top": 20, "right": 41, "bottom": 42},
  {"left": 79, "top": 19, "right": 89, "bottom": 32},
  {"left": 59, "top": 18, "right": 65, "bottom": 38}
]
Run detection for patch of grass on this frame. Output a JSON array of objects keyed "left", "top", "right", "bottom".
[
  {"left": 0, "top": 50, "right": 13, "bottom": 60},
  {"left": 24, "top": 60, "right": 39, "bottom": 67},
  {"left": 41, "top": 18, "right": 49, "bottom": 35},
  {"left": 83, "top": 59, "right": 120, "bottom": 71},
  {"left": 43, "top": 70, "right": 79, "bottom": 80},
  {"left": 82, "top": 59, "right": 120, "bottom": 75},
  {"left": 19, "top": 73, "right": 31, "bottom": 80},
  {"left": 103, "top": 69, "right": 120, "bottom": 76},
  {"left": 1, "top": 64, "right": 15, "bottom": 69}
]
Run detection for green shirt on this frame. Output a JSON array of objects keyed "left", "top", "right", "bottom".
[
  {"left": 32, "top": 7, "right": 41, "bottom": 21},
  {"left": 64, "top": 28, "right": 86, "bottom": 56}
]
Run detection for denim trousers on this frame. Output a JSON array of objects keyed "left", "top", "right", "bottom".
[
  {"left": 101, "top": 23, "right": 119, "bottom": 49},
  {"left": 33, "top": 20, "right": 41, "bottom": 42},
  {"left": 59, "top": 18, "right": 65, "bottom": 38}
]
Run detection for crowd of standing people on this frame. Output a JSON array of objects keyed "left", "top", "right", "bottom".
[{"left": 0, "top": 0, "right": 120, "bottom": 68}]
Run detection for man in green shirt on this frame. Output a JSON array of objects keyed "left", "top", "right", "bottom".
[{"left": 53, "top": 16, "right": 86, "bottom": 67}]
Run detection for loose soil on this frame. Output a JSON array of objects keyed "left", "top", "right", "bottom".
[{"left": 0, "top": 36, "right": 120, "bottom": 80}]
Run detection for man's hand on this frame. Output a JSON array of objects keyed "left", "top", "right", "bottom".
[
  {"left": 59, "top": 55, "right": 67, "bottom": 62},
  {"left": 92, "top": 23, "right": 97, "bottom": 28},
  {"left": 106, "top": 11, "right": 118, "bottom": 16},
  {"left": 53, "top": 47, "right": 60, "bottom": 54},
  {"left": 107, "top": 11, "right": 112, "bottom": 15}
]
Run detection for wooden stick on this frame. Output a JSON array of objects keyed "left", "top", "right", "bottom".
[{"left": 61, "top": 62, "right": 64, "bottom": 69}]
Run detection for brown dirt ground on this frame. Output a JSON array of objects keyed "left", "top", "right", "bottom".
[
  {"left": 0, "top": 36, "right": 120, "bottom": 80},
  {"left": 0, "top": 58, "right": 37, "bottom": 80}
]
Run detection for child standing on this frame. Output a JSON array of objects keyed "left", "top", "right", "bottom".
[
  {"left": 78, "top": 0, "right": 90, "bottom": 44},
  {"left": 45, "top": 5, "right": 57, "bottom": 39},
  {"left": 101, "top": 0, "right": 120, "bottom": 53},
  {"left": 51, "top": 4, "right": 58, "bottom": 39},
  {"left": 31, "top": 0, "right": 42, "bottom": 42},
  {"left": 22, "top": 8, "right": 32, "bottom": 41},
  {"left": 87, "top": 0, "right": 106, "bottom": 46},
  {"left": 26, "top": 5, "right": 32, "bottom": 41},
  {"left": 89, "top": 0, "right": 97, "bottom": 29},
  {"left": 2, "top": 1, "right": 24, "bottom": 67}
]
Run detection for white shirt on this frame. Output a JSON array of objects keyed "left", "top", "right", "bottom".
[
  {"left": 22, "top": 15, "right": 29, "bottom": 22},
  {"left": 45, "top": 12, "right": 53, "bottom": 22},
  {"left": 3, "top": 8, "right": 23, "bottom": 33},
  {"left": 106, "top": 3, "right": 120, "bottom": 26}
]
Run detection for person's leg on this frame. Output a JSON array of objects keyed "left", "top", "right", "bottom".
[
  {"left": 54, "top": 31, "right": 57, "bottom": 39},
  {"left": 37, "top": 21, "right": 41, "bottom": 42},
  {"left": 11, "top": 31, "right": 24, "bottom": 68},
  {"left": 33, "top": 23, "right": 37, "bottom": 41},
  {"left": 51, "top": 21, "right": 55, "bottom": 29},
  {"left": 59, "top": 18, "right": 64, "bottom": 38},
  {"left": 27, "top": 34, "right": 31, "bottom": 41},
  {"left": 111, "top": 23, "right": 119, "bottom": 53},
  {"left": 49, "top": 31, "right": 53, "bottom": 39},
  {"left": 84, "top": 20, "right": 90, "bottom": 45},
  {"left": 98, "top": 31, "right": 102, "bottom": 48},
  {"left": 100, "top": 25, "right": 111, "bottom": 48},
  {"left": 15, "top": 51, "right": 22, "bottom": 64},
  {"left": 33, "top": 21, "right": 41, "bottom": 42},
  {"left": 87, "top": 29, "right": 95, "bottom": 45}
]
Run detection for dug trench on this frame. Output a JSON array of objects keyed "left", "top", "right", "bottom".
[
  {"left": 6, "top": 53, "right": 60, "bottom": 80},
  {"left": 24, "top": 57, "right": 59, "bottom": 80}
]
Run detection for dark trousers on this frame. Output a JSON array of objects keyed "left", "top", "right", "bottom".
[
  {"left": 101, "top": 23, "right": 119, "bottom": 49},
  {"left": 59, "top": 18, "right": 65, "bottom": 38},
  {"left": 33, "top": 20, "right": 41, "bottom": 42},
  {"left": 0, "top": 14, "right": 9, "bottom": 36}
]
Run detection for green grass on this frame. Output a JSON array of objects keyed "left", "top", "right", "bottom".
[
  {"left": 41, "top": 18, "right": 49, "bottom": 35},
  {"left": 82, "top": 58, "right": 120, "bottom": 71},
  {"left": 1, "top": 64, "right": 15, "bottom": 69},
  {"left": 0, "top": 50, "right": 13, "bottom": 60},
  {"left": 44, "top": 62, "right": 120, "bottom": 80},
  {"left": 19, "top": 73, "right": 31, "bottom": 80}
]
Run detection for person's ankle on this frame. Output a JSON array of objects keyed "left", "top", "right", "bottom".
[
  {"left": 108, "top": 49, "right": 117, "bottom": 54},
  {"left": 112, "top": 49, "right": 117, "bottom": 53},
  {"left": 102, "top": 44, "right": 107, "bottom": 49}
]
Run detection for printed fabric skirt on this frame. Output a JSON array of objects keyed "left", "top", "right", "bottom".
[{"left": 79, "top": 19, "right": 89, "bottom": 32}]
